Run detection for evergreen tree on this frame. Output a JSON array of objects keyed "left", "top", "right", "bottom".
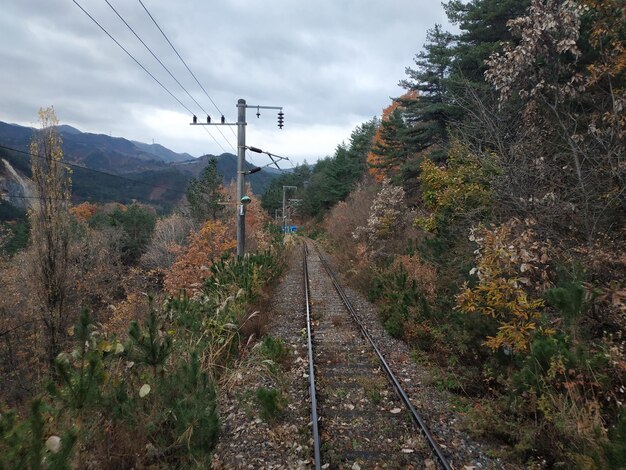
[
  {"left": 262, "top": 120, "right": 376, "bottom": 218},
  {"left": 304, "top": 120, "right": 376, "bottom": 215},
  {"left": 260, "top": 163, "right": 311, "bottom": 216},
  {"left": 186, "top": 158, "right": 224, "bottom": 223},
  {"left": 368, "top": 107, "right": 412, "bottom": 183},
  {"left": 400, "top": 24, "right": 460, "bottom": 163},
  {"left": 444, "top": 0, "right": 531, "bottom": 82}
]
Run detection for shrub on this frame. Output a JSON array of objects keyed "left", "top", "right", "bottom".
[
  {"left": 0, "top": 400, "right": 77, "bottom": 470},
  {"left": 164, "top": 219, "right": 236, "bottom": 296},
  {"left": 369, "top": 262, "right": 431, "bottom": 339},
  {"left": 456, "top": 218, "right": 553, "bottom": 354},
  {"left": 154, "top": 353, "right": 219, "bottom": 463},
  {"left": 256, "top": 387, "right": 284, "bottom": 421},
  {"left": 260, "top": 335, "right": 290, "bottom": 364}
]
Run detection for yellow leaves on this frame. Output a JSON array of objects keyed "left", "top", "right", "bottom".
[
  {"left": 416, "top": 139, "right": 492, "bottom": 232},
  {"left": 457, "top": 218, "right": 554, "bottom": 354}
]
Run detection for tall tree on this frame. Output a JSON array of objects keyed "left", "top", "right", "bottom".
[
  {"left": 444, "top": 0, "right": 531, "bottom": 82},
  {"left": 29, "top": 107, "right": 72, "bottom": 369},
  {"left": 186, "top": 158, "right": 224, "bottom": 224},
  {"left": 484, "top": 0, "right": 625, "bottom": 240},
  {"left": 367, "top": 98, "right": 413, "bottom": 184}
]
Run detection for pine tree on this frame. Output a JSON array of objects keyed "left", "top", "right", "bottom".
[
  {"left": 400, "top": 24, "right": 460, "bottom": 163},
  {"left": 186, "top": 158, "right": 224, "bottom": 223},
  {"left": 444, "top": 0, "right": 531, "bottom": 82}
]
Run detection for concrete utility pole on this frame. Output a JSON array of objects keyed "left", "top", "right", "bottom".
[
  {"left": 191, "top": 99, "right": 284, "bottom": 257},
  {"left": 236, "top": 99, "right": 246, "bottom": 257}
]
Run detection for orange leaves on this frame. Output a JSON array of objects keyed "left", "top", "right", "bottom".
[
  {"left": 70, "top": 202, "right": 98, "bottom": 222},
  {"left": 164, "top": 220, "right": 236, "bottom": 296},
  {"left": 244, "top": 194, "right": 272, "bottom": 252},
  {"left": 366, "top": 91, "right": 418, "bottom": 182}
]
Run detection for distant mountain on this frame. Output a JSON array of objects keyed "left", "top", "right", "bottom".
[
  {"left": 131, "top": 141, "right": 192, "bottom": 163},
  {"left": 0, "top": 121, "right": 192, "bottom": 172},
  {"left": 174, "top": 153, "right": 279, "bottom": 194},
  {"left": 0, "top": 121, "right": 279, "bottom": 216}
]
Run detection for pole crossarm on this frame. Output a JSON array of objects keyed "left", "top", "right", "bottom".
[
  {"left": 189, "top": 122, "right": 239, "bottom": 126},
  {"left": 243, "top": 105, "right": 283, "bottom": 110}
]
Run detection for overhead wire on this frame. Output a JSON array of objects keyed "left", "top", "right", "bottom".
[
  {"left": 104, "top": 0, "right": 235, "bottom": 155},
  {"left": 72, "top": 0, "right": 275, "bottom": 170},
  {"left": 136, "top": 0, "right": 243, "bottom": 161},
  {"left": 71, "top": 0, "right": 227, "bottom": 154},
  {"left": 137, "top": 0, "right": 238, "bottom": 141}
]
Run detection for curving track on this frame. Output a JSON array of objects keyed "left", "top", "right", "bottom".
[{"left": 303, "top": 240, "right": 453, "bottom": 469}]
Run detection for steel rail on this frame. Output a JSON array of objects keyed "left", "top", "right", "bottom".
[
  {"left": 312, "top": 242, "right": 453, "bottom": 470},
  {"left": 303, "top": 243, "right": 322, "bottom": 469}
]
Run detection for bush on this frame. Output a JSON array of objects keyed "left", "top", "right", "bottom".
[
  {"left": 369, "top": 262, "right": 430, "bottom": 339},
  {"left": 154, "top": 353, "right": 219, "bottom": 463},
  {"left": 0, "top": 400, "right": 77, "bottom": 470},
  {"left": 260, "top": 335, "right": 290, "bottom": 364},
  {"left": 256, "top": 387, "right": 284, "bottom": 421}
]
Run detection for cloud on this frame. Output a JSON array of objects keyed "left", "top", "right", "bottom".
[{"left": 0, "top": 0, "right": 451, "bottom": 163}]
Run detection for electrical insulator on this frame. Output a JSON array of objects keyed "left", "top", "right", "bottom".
[
  {"left": 277, "top": 110, "right": 284, "bottom": 129},
  {"left": 193, "top": 115, "right": 197, "bottom": 124},
  {"left": 207, "top": 115, "right": 211, "bottom": 123},
  {"left": 256, "top": 106, "right": 260, "bottom": 118},
  {"left": 221, "top": 115, "right": 225, "bottom": 124}
]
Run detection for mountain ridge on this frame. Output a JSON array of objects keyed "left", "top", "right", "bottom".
[{"left": 0, "top": 121, "right": 280, "bottom": 216}]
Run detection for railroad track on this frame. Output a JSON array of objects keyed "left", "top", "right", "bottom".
[{"left": 303, "top": 240, "right": 452, "bottom": 469}]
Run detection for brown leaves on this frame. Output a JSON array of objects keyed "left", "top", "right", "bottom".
[
  {"left": 164, "top": 220, "right": 236, "bottom": 296},
  {"left": 70, "top": 202, "right": 98, "bottom": 222},
  {"left": 485, "top": 0, "right": 583, "bottom": 102}
]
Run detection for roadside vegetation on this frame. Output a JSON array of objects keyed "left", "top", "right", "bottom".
[
  {"left": 0, "top": 108, "right": 284, "bottom": 467},
  {"left": 263, "top": 1, "right": 625, "bottom": 467}
]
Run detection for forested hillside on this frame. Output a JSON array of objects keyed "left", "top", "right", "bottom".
[{"left": 263, "top": 0, "right": 625, "bottom": 467}]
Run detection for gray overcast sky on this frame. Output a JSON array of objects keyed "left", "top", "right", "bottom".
[{"left": 0, "top": 1, "right": 451, "bottom": 165}]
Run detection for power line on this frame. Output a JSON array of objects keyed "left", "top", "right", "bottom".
[
  {"left": 71, "top": 0, "right": 227, "bottom": 154},
  {"left": 137, "top": 0, "right": 239, "bottom": 142},
  {"left": 0, "top": 144, "right": 187, "bottom": 197},
  {"left": 104, "top": 0, "right": 235, "bottom": 154},
  {"left": 72, "top": 0, "right": 193, "bottom": 116}
]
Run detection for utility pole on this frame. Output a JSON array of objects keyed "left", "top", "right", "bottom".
[
  {"left": 236, "top": 99, "right": 246, "bottom": 257},
  {"left": 282, "top": 185, "right": 297, "bottom": 236},
  {"left": 191, "top": 99, "right": 284, "bottom": 257}
]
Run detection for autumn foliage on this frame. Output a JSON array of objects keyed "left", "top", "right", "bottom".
[
  {"left": 164, "top": 220, "right": 236, "bottom": 296},
  {"left": 366, "top": 91, "right": 418, "bottom": 183},
  {"left": 70, "top": 202, "right": 98, "bottom": 222},
  {"left": 456, "top": 218, "right": 553, "bottom": 353}
]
